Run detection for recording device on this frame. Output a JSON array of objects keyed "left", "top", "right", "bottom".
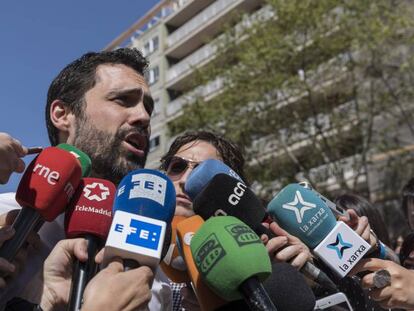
[
  {"left": 184, "top": 159, "right": 243, "bottom": 200},
  {"left": 267, "top": 184, "right": 371, "bottom": 278},
  {"left": 191, "top": 216, "right": 276, "bottom": 311},
  {"left": 192, "top": 173, "right": 337, "bottom": 292},
  {"left": 0, "top": 147, "right": 82, "bottom": 261},
  {"left": 103, "top": 169, "right": 176, "bottom": 269},
  {"left": 65, "top": 178, "right": 115, "bottom": 311},
  {"left": 160, "top": 215, "right": 191, "bottom": 283},
  {"left": 314, "top": 292, "right": 353, "bottom": 310},
  {"left": 176, "top": 215, "right": 228, "bottom": 311}
]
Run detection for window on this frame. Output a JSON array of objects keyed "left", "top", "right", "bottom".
[
  {"left": 149, "top": 135, "right": 161, "bottom": 152},
  {"left": 142, "top": 35, "right": 159, "bottom": 57},
  {"left": 152, "top": 97, "right": 161, "bottom": 116},
  {"left": 147, "top": 66, "right": 160, "bottom": 86}
]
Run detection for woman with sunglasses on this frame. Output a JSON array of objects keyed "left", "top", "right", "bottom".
[{"left": 160, "top": 131, "right": 313, "bottom": 310}]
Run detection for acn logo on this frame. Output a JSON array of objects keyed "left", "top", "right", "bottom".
[{"left": 228, "top": 182, "right": 247, "bottom": 206}]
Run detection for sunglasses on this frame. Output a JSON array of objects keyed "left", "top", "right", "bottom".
[{"left": 165, "top": 156, "right": 201, "bottom": 177}]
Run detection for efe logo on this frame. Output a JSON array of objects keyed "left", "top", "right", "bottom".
[{"left": 83, "top": 182, "right": 110, "bottom": 201}]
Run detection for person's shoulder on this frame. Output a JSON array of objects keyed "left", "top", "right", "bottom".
[{"left": 0, "top": 192, "right": 21, "bottom": 214}]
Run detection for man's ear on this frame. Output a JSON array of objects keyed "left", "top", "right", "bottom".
[{"left": 50, "top": 99, "right": 74, "bottom": 133}]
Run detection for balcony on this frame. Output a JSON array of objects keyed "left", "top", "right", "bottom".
[
  {"left": 166, "top": 78, "right": 224, "bottom": 118},
  {"left": 165, "top": 0, "right": 262, "bottom": 59},
  {"left": 166, "top": 42, "right": 217, "bottom": 90},
  {"left": 165, "top": 0, "right": 216, "bottom": 28}
]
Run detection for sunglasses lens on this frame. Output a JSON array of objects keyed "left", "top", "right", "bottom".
[{"left": 167, "top": 158, "right": 188, "bottom": 175}]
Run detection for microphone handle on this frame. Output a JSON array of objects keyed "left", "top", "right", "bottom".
[
  {"left": 67, "top": 235, "right": 101, "bottom": 311},
  {"left": 0, "top": 207, "right": 41, "bottom": 261},
  {"left": 239, "top": 276, "right": 278, "bottom": 311},
  {"left": 258, "top": 224, "right": 338, "bottom": 293}
]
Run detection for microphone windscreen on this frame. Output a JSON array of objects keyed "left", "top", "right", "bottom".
[
  {"left": 190, "top": 216, "right": 271, "bottom": 301},
  {"left": 264, "top": 262, "right": 316, "bottom": 311},
  {"left": 185, "top": 159, "right": 243, "bottom": 200},
  {"left": 65, "top": 178, "right": 115, "bottom": 240},
  {"left": 193, "top": 174, "right": 265, "bottom": 229},
  {"left": 57, "top": 143, "right": 92, "bottom": 177},
  {"left": 267, "top": 183, "right": 337, "bottom": 248},
  {"left": 16, "top": 147, "right": 82, "bottom": 221},
  {"left": 176, "top": 215, "right": 227, "bottom": 311},
  {"left": 114, "top": 169, "right": 176, "bottom": 223},
  {"left": 160, "top": 215, "right": 191, "bottom": 283}
]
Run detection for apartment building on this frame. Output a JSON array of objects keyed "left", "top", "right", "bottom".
[{"left": 105, "top": 0, "right": 265, "bottom": 168}]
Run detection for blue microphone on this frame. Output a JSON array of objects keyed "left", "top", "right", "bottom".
[
  {"left": 267, "top": 184, "right": 371, "bottom": 278},
  {"left": 184, "top": 159, "right": 244, "bottom": 200},
  {"left": 104, "top": 169, "right": 176, "bottom": 269}
]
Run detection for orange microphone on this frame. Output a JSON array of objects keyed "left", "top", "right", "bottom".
[
  {"left": 160, "top": 215, "right": 191, "bottom": 283},
  {"left": 176, "top": 215, "right": 227, "bottom": 311}
]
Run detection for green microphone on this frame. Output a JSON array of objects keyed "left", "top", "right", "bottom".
[
  {"left": 57, "top": 143, "right": 92, "bottom": 177},
  {"left": 191, "top": 216, "right": 276, "bottom": 311}
]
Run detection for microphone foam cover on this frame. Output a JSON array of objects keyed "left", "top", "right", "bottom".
[
  {"left": 264, "top": 262, "right": 316, "bottom": 311},
  {"left": 114, "top": 169, "right": 176, "bottom": 223},
  {"left": 267, "top": 184, "right": 337, "bottom": 248},
  {"left": 160, "top": 215, "right": 191, "bottom": 283},
  {"left": 185, "top": 159, "right": 243, "bottom": 201},
  {"left": 191, "top": 216, "right": 271, "bottom": 301},
  {"left": 16, "top": 147, "right": 82, "bottom": 221},
  {"left": 176, "top": 215, "right": 227, "bottom": 311},
  {"left": 193, "top": 174, "right": 265, "bottom": 228},
  {"left": 65, "top": 178, "right": 115, "bottom": 241},
  {"left": 57, "top": 143, "right": 92, "bottom": 177}
]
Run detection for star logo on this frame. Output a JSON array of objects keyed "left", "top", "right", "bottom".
[
  {"left": 327, "top": 233, "right": 352, "bottom": 259},
  {"left": 83, "top": 183, "right": 110, "bottom": 202},
  {"left": 282, "top": 190, "right": 316, "bottom": 223}
]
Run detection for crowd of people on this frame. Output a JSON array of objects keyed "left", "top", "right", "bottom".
[{"left": 0, "top": 47, "right": 413, "bottom": 310}]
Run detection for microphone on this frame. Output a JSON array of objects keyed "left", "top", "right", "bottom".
[
  {"left": 160, "top": 215, "right": 191, "bottom": 283},
  {"left": 192, "top": 174, "right": 337, "bottom": 292},
  {"left": 190, "top": 216, "right": 275, "bottom": 311},
  {"left": 31, "top": 144, "right": 92, "bottom": 233},
  {"left": 184, "top": 159, "right": 243, "bottom": 200},
  {"left": 103, "top": 169, "right": 176, "bottom": 270},
  {"left": 0, "top": 147, "right": 82, "bottom": 261},
  {"left": 267, "top": 183, "right": 371, "bottom": 278},
  {"left": 65, "top": 178, "right": 115, "bottom": 311},
  {"left": 262, "top": 262, "right": 315, "bottom": 311},
  {"left": 57, "top": 143, "right": 92, "bottom": 177},
  {"left": 175, "top": 215, "right": 228, "bottom": 311}
]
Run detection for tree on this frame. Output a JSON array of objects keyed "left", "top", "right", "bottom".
[{"left": 169, "top": 0, "right": 414, "bottom": 208}]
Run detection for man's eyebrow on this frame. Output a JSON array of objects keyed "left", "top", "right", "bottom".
[{"left": 106, "top": 88, "right": 143, "bottom": 97}]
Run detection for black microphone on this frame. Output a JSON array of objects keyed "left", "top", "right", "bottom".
[{"left": 192, "top": 173, "right": 337, "bottom": 293}]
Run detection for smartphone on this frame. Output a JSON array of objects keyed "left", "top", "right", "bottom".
[
  {"left": 298, "top": 181, "right": 350, "bottom": 220},
  {"left": 314, "top": 292, "right": 353, "bottom": 311}
]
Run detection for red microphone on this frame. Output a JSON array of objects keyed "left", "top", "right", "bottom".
[
  {"left": 0, "top": 147, "right": 82, "bottom": 261},
  {"left": 65, "top": 178, "right": 115, "bottom": 311}
]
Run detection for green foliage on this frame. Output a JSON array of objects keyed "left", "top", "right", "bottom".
[{"left": 169, "top": 0, "right": 414, "bottom": 200}]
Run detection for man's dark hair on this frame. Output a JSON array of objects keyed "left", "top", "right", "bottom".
[
  {"left": 45, "top": 48, "right": 148, "bottom": 146},
  {"left": 402, "top": 178, "right": 414, "bottom": 217},
  {"left": 160, "top": 130, "right": 247, "bottom": 183}
]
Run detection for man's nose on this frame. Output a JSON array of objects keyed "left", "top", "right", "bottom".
[{"left": 127, "top": 103, "right": 151, "bottom": 131}]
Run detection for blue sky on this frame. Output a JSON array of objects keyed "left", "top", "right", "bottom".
[{"left": 0, "top": 0, "right": 159, "bottom": 192}]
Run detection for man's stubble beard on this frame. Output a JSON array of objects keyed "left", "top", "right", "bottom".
[{"left": 72, "top": 115, "right": 149, "bottom": 184}]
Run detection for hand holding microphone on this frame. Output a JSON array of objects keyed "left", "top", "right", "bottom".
[{"left": 261, "top": 222, "right": 312, "bottom": 270}]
